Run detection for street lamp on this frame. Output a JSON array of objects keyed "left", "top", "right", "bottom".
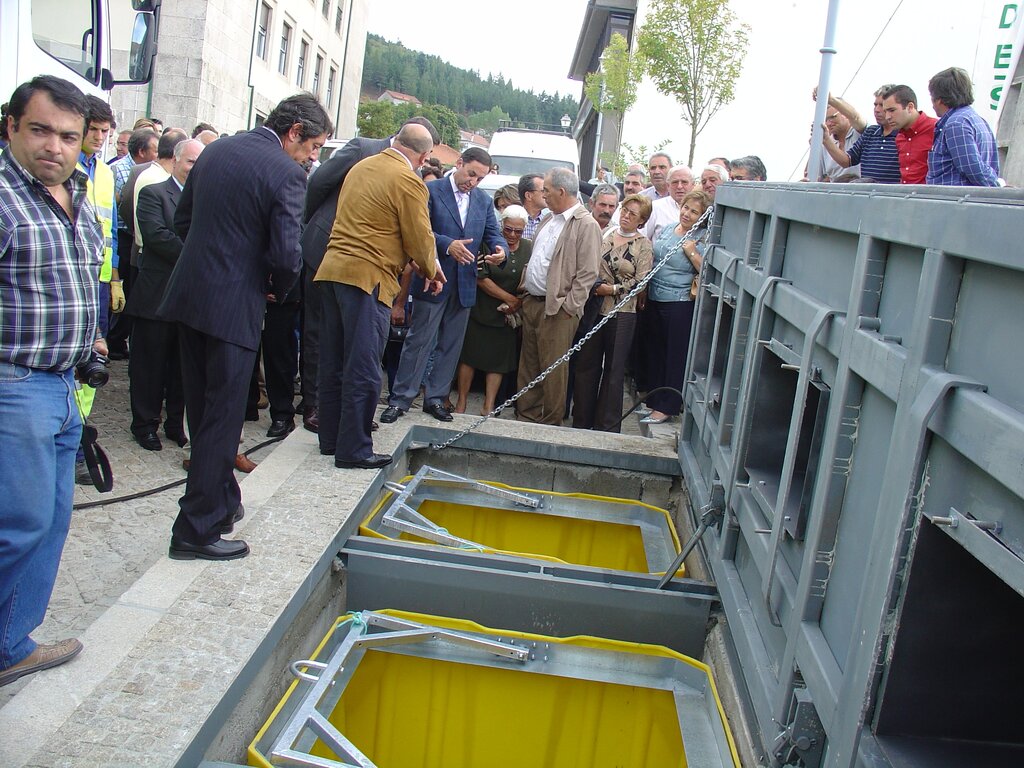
[{"left": 560, "top": 114, "right": 571, "bottom": 132}]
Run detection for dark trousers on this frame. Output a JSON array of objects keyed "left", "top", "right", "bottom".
[
  {"left": 263, "top": 300, "right": 300, "bottom": 422},
  {"left": 128, "top": 317, "right": 184, "bottom": 436},
  {"left": 106, "top": 237, "right": 135, "bottom": 349},
  {"left": 300, "top": 266, "right": 322, "bottom": 408},
  {"left": 318, "top": 282, "right": 389, "bottom": 462},
  {"left": 174, "top": 324, "right": 256, "bottom": 544},
  {"left": 572, "top": 312, "right": 637, "bottom": 432},
  {"left": 643, "top": 300, "right": 694, "bottom": 416}
]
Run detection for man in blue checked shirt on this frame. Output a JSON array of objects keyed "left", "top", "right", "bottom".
[
  {"left": 926, "top": 67, "right": 1001, "bottom": 187},
  {"left": 0, "top": 76, "right": 105, "bottom": 687}
]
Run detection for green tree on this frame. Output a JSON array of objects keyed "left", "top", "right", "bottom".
[
  {"left": 583, "top": 32, "right": 644, "bottom": 168},
  {"left": 417, "top": 104, "right": 461, "bottom": 147},
  {"left": 466, "top": 105, "right": 511, "bottom": 137},
  {"left": 357, "top": 101, "right": 398, "bottom": 138},
  {"left": 637, "top": 0, "right": 749, "bottom": 166}
]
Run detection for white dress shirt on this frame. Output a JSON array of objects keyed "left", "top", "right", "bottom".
[
  {"left": 522, "top": 203, "right": 581, "bottom": 297},
  {"left": 449, "top": 175, "right": 469, "bottom": 226},
  {"left": 643, "top": 196, "right": 681, "bottom": 242}
]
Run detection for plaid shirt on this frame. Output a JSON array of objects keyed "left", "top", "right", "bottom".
[
  {"left": 111, "top": 152, "right": 135, "bottom": 203},
  {"left": 926, "top": 106, "right": 1000, "bottom": 186},
  {"left": 0, "top": 148, "right": 104, "bottom": 371}
]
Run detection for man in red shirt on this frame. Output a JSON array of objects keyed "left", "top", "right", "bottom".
[{"left": 882, "top": 85, "right": 937, "bottom": 184}]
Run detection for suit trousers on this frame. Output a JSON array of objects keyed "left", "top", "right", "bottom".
[
  {"left": 128, "top": 317, "right": 184, "bottom": 436},
  {"left": 318, "top": 282, "right": 389, "bottom": 462},
  {"left": 571, "top": 312, "right": 637, "bottom": 432},
  {"left": 516, "top": 295, "right": 579, "bottom": 425},
  {"left": 173, "top": 324, "right": 255, "bottom": 544},
  {"left": 388, "top": 291, "right": 470, "bottom": 411},
  {"left": 300, "top": 265, "right": 322, "bottom": 408},
  {"left": 262, "top": 300, "right": 300, "bottom": 422},
  {"left": 106, "top": 235, "right": 135, "bottom": 350}
]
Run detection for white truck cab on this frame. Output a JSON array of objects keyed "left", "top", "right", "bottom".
[
  {"left": 478, "top": 128, "right": 580, "bottom": 196},
  {"left": 0, "top": 0, "right": 160, "bottom": 105}
]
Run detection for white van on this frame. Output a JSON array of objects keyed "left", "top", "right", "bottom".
[{"left": 478, "top": 129, "right": 580, "bottom": 196}]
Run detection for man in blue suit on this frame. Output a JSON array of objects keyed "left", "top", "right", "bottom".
[
  {"left": 158, "top": 94, "right": 331, "bottom": 561},
  {"left": 380, "top": 147, "right": 508, "bottom": 423}
]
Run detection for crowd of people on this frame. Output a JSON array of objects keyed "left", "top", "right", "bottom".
[{"left": 0, "top": 63, "right": 1008, "bottom": 686}]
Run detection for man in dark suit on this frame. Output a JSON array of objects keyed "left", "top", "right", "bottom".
[
  {"left": 126, "top": 138, "right": 204, "bottom": 451},
  {"left": 380, "top": 147, "right": 508, "bottom": 424},
  {"left": 159, "top": 94, "right": 331, "bottom": 561},
  {"left": 298, "top": 117, "right": 439, "bottom": 433}
]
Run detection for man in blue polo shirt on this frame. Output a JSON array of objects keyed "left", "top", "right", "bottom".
[{"left": 818, "top": 86, "right": 901, "bottom": 184}]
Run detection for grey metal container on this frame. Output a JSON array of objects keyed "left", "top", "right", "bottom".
[{"left": 678, "top": 182, "right": 1024, "bottom": 768}]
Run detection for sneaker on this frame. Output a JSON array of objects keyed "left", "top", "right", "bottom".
[
  {"left": 0, "top": 638, "right": 83, "bottom": 687},
  {"left": 74, "top": 460, "right": 92, "bottom": 486}
]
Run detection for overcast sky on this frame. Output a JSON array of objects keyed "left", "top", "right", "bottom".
[{"left": 367, "top": 0, "right": 998, "bottom": 180}]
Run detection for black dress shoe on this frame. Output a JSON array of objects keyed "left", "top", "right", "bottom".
[
  {"left": 267, "top": 419, "right": 295, "bottom": 438},
  {"left": 335, "top": 453, "right": 393, "bottom": 469},
  {"left": 423, "top": 402, "right": 454, "bottom": 422},
  {"left": 372, "top": 420, "right": 379, "bottom": 431},
  {"left": 107, "top": 348, "right": 129, "bottom": 361},
  {"left": 164, "top": 428, "right": 188, "bottom": 448},
  {"left": 135, "top": 431, "right": 163, "bottom": 451},
  {"left": 380, "top": 406, "right": 405, "bottom": 424},
  {"left": 220, "top": 503, "right": 245, "bottom": 534},
  {"left": 168, "top": 536, "right": 249, "bottom": 561},
  {"left": 303, "top": 407, "right": 319, "bottom": 433}
]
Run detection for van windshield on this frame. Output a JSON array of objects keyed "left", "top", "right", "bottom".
[{"left": 490, "top": 156, "right": 574, "bottom": 176}]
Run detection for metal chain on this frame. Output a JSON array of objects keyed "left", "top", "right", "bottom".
[{"left": 429, "top": 204, "right": 715, "bottom": 450}]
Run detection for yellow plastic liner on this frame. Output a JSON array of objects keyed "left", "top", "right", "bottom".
[
  {"left": 360, "top": 479, "right": 685, "bottom": 577},
  {"left": 249, "top": 611, "right": 740, "bottom": 768}
]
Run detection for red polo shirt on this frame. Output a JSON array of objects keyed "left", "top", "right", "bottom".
[{"left": 895, "top": 112, "right": 937, "bottom": 184}]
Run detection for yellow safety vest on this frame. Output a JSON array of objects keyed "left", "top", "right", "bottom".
[{"left": 79, "top": 157, "right": 115, "bottom": 283}]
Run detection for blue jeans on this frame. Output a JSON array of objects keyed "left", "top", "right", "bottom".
[{"left": 0, "top": 363, "right": 81, "bottom": 669}]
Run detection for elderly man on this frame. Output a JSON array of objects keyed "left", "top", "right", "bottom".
[
  {"left": 641, "top": 152, "right": 672, "bottom": 200},
  {"left": 700, "top": 163, "right": 729, "bottom": 199},
  {"left": 926, "top": 67, "right": 1000, "bottom": 187},
  {"left": 730, "top": 156, "right": 767, "bottom": 181},
  {"left": 109, "top": 129, "right": 130, "bottom": 164},
  {"left": 812, "top": 105, "right": 861, "bottom": 181},
  {"left": 644, "top": 165, "right": 694, "bottom": 241},
  {"left": 588, "top": 183, "right": 619, "bottom": 230},
  {"left": 516, "top": 168, "right": 601, "bottom": 425},
  {"left": 159, "top": 94, "right": 331, "bottom": 560},
  {"left": 127, "top": 139, "right": 204, "bottom": 453},
  {"left": 0, "top": 75, "right": 103, "bottom": 686},
  {"left": 381, "top": 146, "right": 507, "bottom": 424},
  {"left": 518, "top": 173, "right": 547, "bottom": 240},
  {"left": 610, "top": 170, "right": 646, "bottom": 226},
  {"left": 316, "top": 123, "right": 441, "bottom": 468}
]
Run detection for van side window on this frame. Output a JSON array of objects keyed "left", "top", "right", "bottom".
[{"left": 31, "top": 0, "right": 98, "bottom": 81}]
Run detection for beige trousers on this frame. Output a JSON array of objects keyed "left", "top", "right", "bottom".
[{"left": 516, "top": 295, "right": 579, "bottom": 425}]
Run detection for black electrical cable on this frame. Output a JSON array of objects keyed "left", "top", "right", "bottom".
[
  {"left": 72, "top": 436, "right": 285, "bottom": 510},
  {"left": 610, "top": 386, "right": 684, "bottom": 432}
]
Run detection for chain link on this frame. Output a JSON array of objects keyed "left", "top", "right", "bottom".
[{"left": 429, "top": 204, "right": 715, "bottom": 450}]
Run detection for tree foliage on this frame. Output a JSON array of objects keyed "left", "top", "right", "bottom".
[
  {"left": 362, "top": 34, "right": 578, "bottom": 130},
  {"left": 583, "top": 33, "right": 645, "bottom": 171},
  {"left": 356, "top": 100, "right": 462, "bottom": 148},
  {"left": 466, "top": 106, "right": 512, "bottom": 138},
  {"left": 637, "top": 0, "right": 749, "bottom": 165}
]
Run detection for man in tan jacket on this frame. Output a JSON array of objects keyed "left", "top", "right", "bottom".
[
  {"left": 517, "top": 168, "right": 601, "bottom": 425},
  {"left": 315, "top": 123, "right": 443, "bottom": 468}
]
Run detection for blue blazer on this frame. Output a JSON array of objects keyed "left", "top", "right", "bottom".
[{"left": 412, "top": 177, "right": 508, "bottom": 308}]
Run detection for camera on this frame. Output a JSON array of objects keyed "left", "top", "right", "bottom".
[{"left": 76, "top": 350, "right": 109, "bottom": 388}]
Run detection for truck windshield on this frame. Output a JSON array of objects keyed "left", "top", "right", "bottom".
[
  {"left": 32, "top": 0, "right": 96, "bottom": 81},
  {"left": 490, "top": 156, "right": 574, "bottom": 176}
]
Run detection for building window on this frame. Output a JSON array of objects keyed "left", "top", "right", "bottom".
[
  {"left": 335, "top": 5, "right": 343, "bottom": 35},
  {"left": 278, "top": 23, "right": 291, "bottom": 75},
  {"left": 256, "top": 2, "right": 271, "bottom": 60},
  {"left": 296, "top": 38, "right": 308, "bottom": 86},
  {"left": 326, "top": 66, "right": 337, "bottom": 109},
  {"left": 322, "top": 0, "right": 330, "bottom": 19},
  {"left": 313, "top": 54, "right": 324, "bottom": 97}
]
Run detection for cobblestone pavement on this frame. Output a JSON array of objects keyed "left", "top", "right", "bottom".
[{"left": 0, "top": 354, "right": 652, "bottom": 707}]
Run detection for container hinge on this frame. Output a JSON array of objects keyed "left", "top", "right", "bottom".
[
  {"left": 773, "top": 687, "right": 825, "bottom": 767},
  {"left": 656, "top": 498, "right": 723, "bottom": 590}
]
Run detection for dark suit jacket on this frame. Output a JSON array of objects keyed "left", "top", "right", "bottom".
[
  {"left": 412, "top": 177, "right": 508, "bottom": 308},
  {"left": 158, "top": 128, "right": 307, "bottom": 350},
  {"left": 300, "top": 136, "right": 389, "bottom": 273},
  {"left": 127, "top": 177, "right": 182, "bottom": 320}
]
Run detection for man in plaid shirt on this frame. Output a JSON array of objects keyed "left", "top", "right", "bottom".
[
  {"left": 0, "top": 75, "right": 105, "bottom": 687},
  {"left": 926, "top": 67, "right": 1001, "bottom": 187}
]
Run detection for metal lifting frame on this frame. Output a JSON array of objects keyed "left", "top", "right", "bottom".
[
  {"left": 378, "top": 466, "right": 541, "bottom": 550},
  {"left": 270, "top": 611, "right": 530, "bottom": 768}
]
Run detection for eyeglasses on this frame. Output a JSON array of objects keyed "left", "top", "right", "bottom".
[
  {"left": 620, "top": 208, "right": 642, "bottom": 218},
  {"left": 502, "top": 225, "right": 525, "bottom": 235}
]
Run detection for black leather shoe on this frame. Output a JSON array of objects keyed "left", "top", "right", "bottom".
[
  {"left": 423, "top": 402, "right": 454, "bottom": 422},
  {"left": 267, "top": 419, "right": 295, "bottom": 438},
  {"left": 164, "top": 428, "right": 188, "bottom": 448},
  {"left": 221, "top": 503, "right": 245, "bottom": 534},
  {"left": 372, "top": 420, "right": 379, "bottom": 431},
  {"left": 107, "top": 346, "right": 129, "bottom": 361},
  {"left": 168, "top": 536, "right": 249, "bottom": 561},
  {"left": 335, "top": 453, "right": 393, "bottom": 469},
  {"left": 302, "top": 407, "right": 319, "bottom": 433},
  {"left": 135, "top": 431, "right": 162, "bottom": 451},
  {"left": 380, "top": 406, "right": 405, "bottom": 424}
]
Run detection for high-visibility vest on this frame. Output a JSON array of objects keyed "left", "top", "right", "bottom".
[{"left": 79, "top": 157, "right": 115, "bottom": 283}]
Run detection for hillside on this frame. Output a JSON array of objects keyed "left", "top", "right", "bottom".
[{"left": 361, "top": 34, "right": 579, "bottom": 132}]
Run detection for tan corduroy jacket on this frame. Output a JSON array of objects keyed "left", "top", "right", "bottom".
[{"left": 521, "top": 204, "right": 602, "bottom": 318}]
